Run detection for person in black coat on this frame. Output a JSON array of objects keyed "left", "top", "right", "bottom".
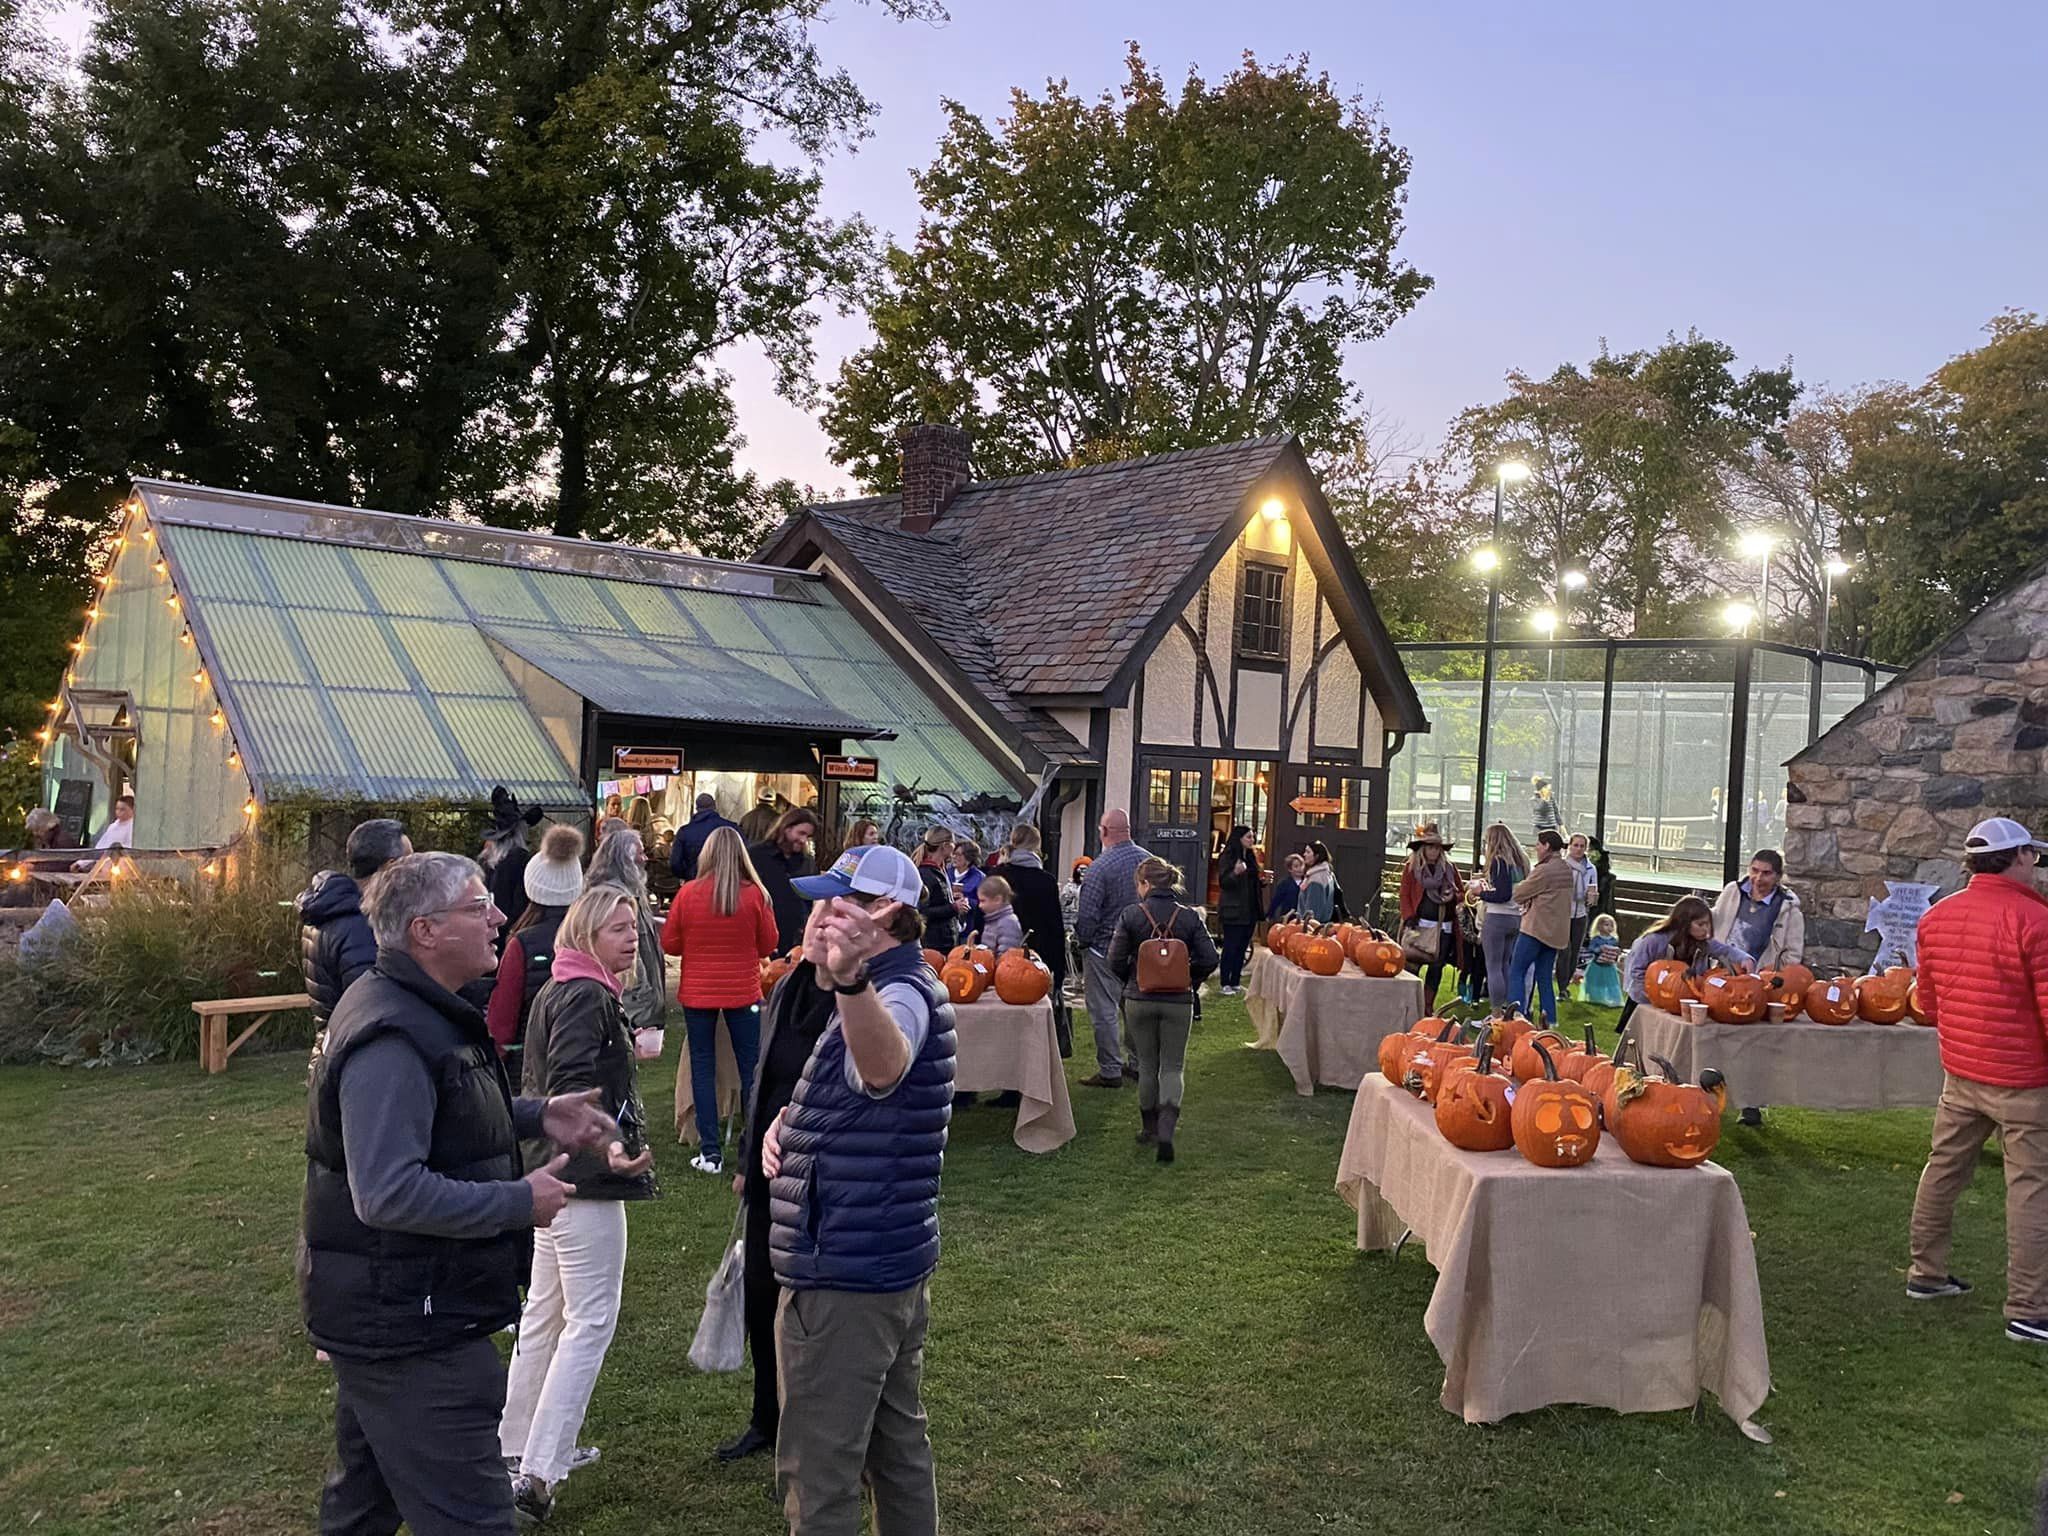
[
  {"left": 996, "top": 822, "right": 1069, "bottom": 1057},
  {"left": 747, "top": 805, "right": 820, "bottom": 952},
  {"left": 1213, "top": 824, "right": 1261, "bottom": 995},
  {"left": 1107, "top": 858, "right": 1220, "bottom": 1162},
  {"left": 915, "top": 827, "right": 958, "bottom": 951},
  {"left": 298, "top": 818, "right": 411, "bottom": 1035},
  {"left": 480, "top": 786, "right": 547, "bottom": 946},
  {"left": 669, "top": 793, "right": 737, "bottom": 882}
]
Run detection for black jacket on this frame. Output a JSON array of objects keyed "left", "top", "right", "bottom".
[
  {"left": 1215, "top": 844, "right": 1261, "bottom": 926},
  {"left": 521, "top": 975, "right": 656, "bottom": 1202},
  {"left": 917, "top": 863, "right": 958, "bottom": 952},
  {"left": 997, "top": 856, "right": 1066, "bottom": 986},
  {"left": 489, "top": 847, "right": 531, "bottom": 943},
  {"left": 298, "top": 871, "right": 377, "bottom": 1029},
  {"left": 750, "top": 837, "right": 816, "bottom": 952},
  {"left": 670, "top": 807, "right": 737, "bottom": 882},
  {"left": 1107, "top": 892, "right": 1220, "bottom": 1003},
  {"left": 738, "top": 959, "right": 838, "bottom": 1209}
]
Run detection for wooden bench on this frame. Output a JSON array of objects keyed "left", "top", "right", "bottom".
[{"left": 192, "top": 993, "right": 313, "bottom": 1073}]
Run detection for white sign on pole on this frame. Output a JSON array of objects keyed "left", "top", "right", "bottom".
[{"left": 1864, "top": 880, "right": 1940, "bottom": 970}]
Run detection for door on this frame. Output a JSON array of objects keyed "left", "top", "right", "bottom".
[
  {"left": 1137, "top": 756, "right": 1210, "bottom": 902},
  {"left": 1268, "top": 764, "right": 1385, "bottom": 924}
]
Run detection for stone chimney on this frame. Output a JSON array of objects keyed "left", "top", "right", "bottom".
[{"left": 898, "top": 423, "right": 972, "bottom": 533}]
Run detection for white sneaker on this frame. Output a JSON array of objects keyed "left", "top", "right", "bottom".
[
  {"left": 1220, "top": 985, "right": 1241, "bottom": 997},
  {"left": 690, "top": 1152, "right": 724, "bottom": 1175}
]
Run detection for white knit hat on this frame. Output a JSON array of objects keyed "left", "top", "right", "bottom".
[{"left": 524, "top": 824, "right": 586, "bottom": 907}]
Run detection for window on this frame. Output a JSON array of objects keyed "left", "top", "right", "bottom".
[
  {"left": 1238, "top": 561, "right": 1287, "bottom": 662},
  {"left": 1212, "top": 758, "right": 1275, "bottom": 847},
  {"left": 1147, "top": 767, "right": 1173, "bottom": 824}
]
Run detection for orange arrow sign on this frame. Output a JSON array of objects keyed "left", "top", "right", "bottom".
[{"left": 1289, "top": 794, "right": 1344, "bottom": 815}]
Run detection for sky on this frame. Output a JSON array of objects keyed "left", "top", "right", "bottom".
[{"left": 725, "top": 0, "right": 2048, "bottom": 494}]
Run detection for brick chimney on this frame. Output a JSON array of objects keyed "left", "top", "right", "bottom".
[{"left": 898, "top": 423, "right": 972, "bottom": 533}]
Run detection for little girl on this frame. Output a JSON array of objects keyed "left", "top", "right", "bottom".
[
  {"left": 1578, "top": 913, "right": 1624, "bottom": 1007},
  {"left": 976, "top": 875, "right": 1025, "bottom": 956}
]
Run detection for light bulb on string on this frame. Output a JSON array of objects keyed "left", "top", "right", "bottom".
[{"left": 153, "top": 560, "right": 167, "bottom": 576}]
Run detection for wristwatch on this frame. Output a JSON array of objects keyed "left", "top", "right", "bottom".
[{"left": 833, "top": 967, "right": 872, "bottom": 996}]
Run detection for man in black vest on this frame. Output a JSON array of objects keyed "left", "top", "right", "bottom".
[{"left": 299, "top": 851, "right": 629, "bottom": 1536}]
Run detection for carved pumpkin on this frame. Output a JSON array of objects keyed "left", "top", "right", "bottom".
[
  {"left": 1486, "top": 1005, "right": 1533, "bottom": 1057},
  {"left": 1509, "top": 1040, "right": 1602, "bottom": 1168},
  {"left": 922, "top": 947, "right": 947, "bottom": 974},
  {"left": 1608, "top": 1054, "right": 1727, "bottom": 1168},
  {"left": 992, "top": 947, "right": 1053, "bottom": 1005},
  {"left": 1436, "top": 1041, "right": 1517, "bottom": 1152},
  {"left": 1580, "top": 1025, "right": 1631, "bottom": 1109},
  {"left": 1856, "top": 967, "right": 1912, "bottom": 1025},
  {"left": 939, "top": 958, "right": 989, "bottom": 1004},
  {"left": 1760, "top": 963, "right": 1814, "bottom": 1018},
  {"left": 1701, "top": 968, "right": 1768, "bottom": 1024},
  {"left": 1509, "top": 1028, "right": 1574, "bottom": 1083},
  {"left": 1298, "top": 933, "right": 1346, "bottom": 977},
  {"left": 1908, "top": 976, "right": 1935, "bottom": 1026},
  {"left": 1267, "top": 921, "right": 1296, "bottom": 956},
  {"left": 1556, "top": 1028, "right": 1604, "bottom": 1083},
  {"left": 1352, "top": 929, "right": 1406, "bottom": 979},
  {"left": 1414, "top": 1026, "right": 1480, "bottom": 1105},
  {"left": 948, "top": 942, "right": 995, "bottom": 972},
  {"left": 761, "top": 949, "right": 797, "bottom": 991},
  {"left": 1644, "top": 958, "right": 1694, "bottom": 1015},
  {"left": 1330, "top": 923, "right": 1357, "bottom": 952},
  {"left": 1397, "top": 1020, "right": 1465, "bottom": 1099},
  {"left": 1804, "top": 974, "right": 1859, "bottom": 1025}
]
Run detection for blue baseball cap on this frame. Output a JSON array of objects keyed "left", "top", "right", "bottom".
[{"left": 792, "top": 844, "right": 923, "bottom": 906}]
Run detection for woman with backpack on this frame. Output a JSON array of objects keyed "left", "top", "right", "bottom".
[{"left": 1106, "top": 857, "right": 1219, "bottom": 1164}]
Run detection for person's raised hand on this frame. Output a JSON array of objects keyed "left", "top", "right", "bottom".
[
  {"left": 606, "top": 1141, "right": 654, "bottom": 1176},
  {"left": 761, "top": 1108, "right": 786, "bottom": 1180},
  {"left": 802, "top": 900, "right": 834, "bottom": 988},
  {"left": 526, "top": 1153, "right": 575, "bottom": 1228},
  {"left": 541, "top": 1088, "right": 620, "bottom": 1151},
  {"left": 818, "top": 897, "right": 898, "bottom": 981}
]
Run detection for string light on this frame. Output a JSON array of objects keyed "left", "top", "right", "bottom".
[
  {"left": 68, "top": 641, "right": 84, "bottom": 653},
  {"left": 6, "top": 865, "right": 23, "bottom": 883},
  {"left": 202, "top": 862, "right": 219, "bottom": 878},
  {"left": 227, "top": 751, "right": 240, "bottom": 769},
  {"left": 86, "top": 607, "right": 100, "bottom": 621},
  {"left": 153, "top": 560, "right": 167, "bottom": 576},
  {"left": 36, "top": 729, "right": 50, "bottom": 743},
  {"left": 165, "top": 595, "right": 179, "bottom": 611},
  {"left": 209, "top": 709, "right": 225, "bottom": 728},
  {"left": 141, "top": 527, "right": 153, "bottom": 543},
  {"left": 192, "top": 670, "right": 206, "bottom": 687},
  {"left": 243, "top": 799, "right": 257, "bottom": 818},
  {"left": 179, "top": 630, "right": 193, "bottom": 646}
]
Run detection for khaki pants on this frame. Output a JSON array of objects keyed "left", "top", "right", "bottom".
[
  {"left": 1909, "top": 1073, "right": 2048, "bottom": 1320},
  {"left": 775, "top": 1281, "right": 936, "bottom": 1536}
]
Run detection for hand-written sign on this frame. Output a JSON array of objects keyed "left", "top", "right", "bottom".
[
  {"left": 821, "top": 755, "right": 880, "bottom": 783},
  {"left": 1865, "top": 880, "right": 1940, "bottom": 970},
  {"left": 613, "top": 746, "right": 681, "bottom": 774},
  {"left": 1289, "top": 794, "right": 1345, "bottom": 816}
]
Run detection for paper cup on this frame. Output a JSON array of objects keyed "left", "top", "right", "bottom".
[
  {"left": 634, "top": 1028, "right": 666, "bottom": 1060},
  {"left": 1766, "top": 1002, "right": 1788, "bottom": 1023},
  {"left": 1682, "top": 1000, "right": 1706, "bottom": 1025}
]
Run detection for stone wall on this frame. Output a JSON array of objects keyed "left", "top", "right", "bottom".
[{"left": 1784, "top": 578, "right": 2048, "bottom": 973}]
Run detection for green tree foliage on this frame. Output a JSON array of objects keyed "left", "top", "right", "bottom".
[{"left": 822, "top": 46, "right": 1429, "bottom": 488}]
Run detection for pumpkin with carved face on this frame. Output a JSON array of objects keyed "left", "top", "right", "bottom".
[
  {"left": 1510, "top": 1040, "right": 1602, "bottom": 1167},
  {"left": 1908, "top": 976, "right": 1935, "bottom": 1026},
  {"left": 1413, "top": 1026, "right": 1481, "bottom": 1105},
  {"left": 1436, "top": 1041, "right": 1517, "bottom": 1152},
  {"left": 1804, "top": 975, "right": 1858, "bottom": 1025},
  {"left": 1760, "top": 963, "right": 1814, "bottom": 1018},
  {"left": 1381, "top": 1017, "right": 1448, "bottom": 1087},
  {"left": 1401, "top": 1021, "right": 1470, "bottom": 1101},
  {"left": 1352, "top": 929, "right": 1406, "bottom": 979},
  {"left": 1484, "top": 1004, "right": 1533, "bottom": 1058},
  {"left": 1509, "top": 1028, "right": 1574, "bottom": 1083},
  {"left": 1645, "top": 958, "right": 1694, "bottom": 1014},
  {"left": 1701, "top": 968, "right": 1766, "bottom": 1024},
  {"left": 939, "top": 958, "right": 989, "bottom": 1004},
  {"left": 1609, "top": 1054, "right": 1728, "bottom": 1168},
  {"left": 1297, "top": 932, "right": 1346, "bottom": 976},
  {"left": 1856, "top": 966, "right": 1912, "bottom": 1025}
]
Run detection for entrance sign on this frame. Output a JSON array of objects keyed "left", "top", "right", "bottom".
[
  {"left": 1288, "top": 794, "right": 1344, "bottom": 816},
  {"left": 613, "top": 746, "right": 682, "bottom": 773},
  {"left": 821, "top": 755, "right": 881, "bottom": 783}
]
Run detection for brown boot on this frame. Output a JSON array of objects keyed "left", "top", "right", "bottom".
[
  {"left": 1155, "top": 1105, "right": 1179, "bottom": 1163},
  {"left": 1135, "top": 1107, "right": 1158, "bottom": 1145}
]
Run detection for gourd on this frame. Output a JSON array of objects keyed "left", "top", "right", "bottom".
[
  {"left": 1509, "top": 1040, "right": 1602, "bottom": 1168},
  {"left": 992, "top": 947, "right": 1053, "bottom": 1005},
  {"left": 1608, "top": 1053, "right": 1728, "bottom": 1168}
]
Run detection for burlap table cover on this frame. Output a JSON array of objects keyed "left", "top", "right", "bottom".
[
  {"left": 950, "top": 997, "right": 1077, "bottom": 1154},
  {"left": 1245, "top": 948, "right": 1425, "bottom": 1096},
  {"left": 1631, "top": 1004, "right": 1943, "bottom": 1110},
  {"left": 1335, "top": 1075, "right": 1771, "bottom": 1430}
]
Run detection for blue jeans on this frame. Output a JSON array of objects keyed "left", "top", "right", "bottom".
[
  {"left": 1219, "top": 922, "right": 1254, "bottom": 988},
  {"left": 1507, "top": 932, "right": 1559, "bottom": 1025},
  {"left": 683, "top": 1004, "right": 760, "bottom": 1155}
]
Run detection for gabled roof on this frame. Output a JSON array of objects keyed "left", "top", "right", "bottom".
[{"left": 760, "top": 434, "right": 1427, "bottom": 739}]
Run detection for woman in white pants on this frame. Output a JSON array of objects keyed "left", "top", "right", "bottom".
[{"left": 503, "top": 883, "right": 658, "bottom": 1526}]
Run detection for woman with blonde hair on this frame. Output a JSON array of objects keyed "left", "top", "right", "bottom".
[
  {"left": 660, "top": 824, "right": 777, "bottom": 1173},
  {"left": 1467, "top": 821, "right": 1530, "bottom": 1007},
  {"left": 503, "top": 882, "right": 657, "bottom": 1527}
]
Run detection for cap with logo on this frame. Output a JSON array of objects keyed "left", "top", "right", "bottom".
[
  {"left": 1962, "top": 817, "right": 2048, "bottom": 855},
  {"left": 793, "top": 844, "right": 924, "bottom": 907}
]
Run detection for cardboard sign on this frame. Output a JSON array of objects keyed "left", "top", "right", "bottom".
[
  {"left": 613, "top": 746, "right": 681, "bottom": 774},
  {"left": 1865, "top": 880, "right": 1940, "bottom": 970},
  {"left": 821, "top": 755, "right": 880, "bottom": 783}
]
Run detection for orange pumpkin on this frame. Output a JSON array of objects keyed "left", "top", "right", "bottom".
[
  {"left": 1556, "top": 1028, "right": 1605, "bottom": 1083},
  {"left": 1581, "top": 1027, "right": 1631, "bottom": 1110},
  {"left": 1856, "top": 967, "right": 1912, "bottom": 1025},
  {"left": 1804, "top": 975, "right": 1858, "bottom": 1025},
  {"left": 1509, "top": 1040, "right": 1602, "bottom": 1168},
  {"left": 1701, "top": 968, "right": 1768, "bottom": 1025},
  {"left": 948, "top": 942, "right": 995, "bottom": 972},
  {"left": 992, "top": 947, "right": 1053, "bottom": 1005},
  {"left": 1509, "top": 1028, "right": 1574, "bottom": 1083},
  {"left": 1267, "top": 921, "right": 1297, "bottom": 956},
  {"left": 939, "top": 958, "right": 989, "bottom": 1003},
  {"left": 1351, "top": 929, "right": 1406, "bottom": 979},
  {"left": 922, "top": 947, "right": 947, "bottom": 974},
  {"left": 761, "top": 949, "right": 797, "bottom": 991},
  {"left": 1644, "top": 958, "right": 1694, "bottom": 1014},
  {"left": 1486, "top": 1006, "right": 1534, "bottom": 1056},
  {"left": 1760, "top": 963, "right": 1814, "bottom": 1018},
  {"left": 1608, "top": 1054, "right": 1727, "bottom": 1168},
  {"left": 1405, "top": 1023, "right": 1476, "bottom": 1104},
  {"left": 1436, "top": 1041, "right": 1517, "bottom": 1152},
  {"left": 1298, "top": 932, "right": 1346, "bottom": 976},
  {"left": 1908, "top": 976, "right": 1935, "bottom": 1026}
]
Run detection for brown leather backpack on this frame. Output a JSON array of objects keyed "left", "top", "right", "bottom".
[{"left": 1135, "top": 905, "right": 1192, "bottom": 994}]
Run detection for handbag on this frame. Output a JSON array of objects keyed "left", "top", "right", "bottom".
[
  {"left": 1397, "top": 919, "right": 1444, "bottom": 966},
  {"left": 688, "top": 1203, "right": 747, "bottom": 1373}
]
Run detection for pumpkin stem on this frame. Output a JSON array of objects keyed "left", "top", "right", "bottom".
[
  {"left": 1648, "top": 1052, "right": 1681, "bottom": 1082},
  {"left": 1700, "top": 1067, "right": 1727, "bottom": 1093},
  {"left": 1581, "top": 1026, "right": 1596, "bottom": 1054},
  {"left": 1609, "top": 1023, "right": 1630, "bottom": 1064},
  {"left": 1529, "top": 1038, "right": 1560, "bottom": 1082},
  {"left": 1475, "top": 1039, "right": 1494, "bottom": 1074}
]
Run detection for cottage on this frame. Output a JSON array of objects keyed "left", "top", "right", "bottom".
[
  {"left": 759, "top": 426, "right": 1427, "bottom": 907},
  {"left": 1784, "top": 560, "right": 2048, "bottom": 972}
]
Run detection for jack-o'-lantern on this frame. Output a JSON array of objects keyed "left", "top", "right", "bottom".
[
  {"left": 1509, "top": 1028, "right": 1574, "bottom": 1083},
  {"left": 1484, "top": 1004, "right": 1533, "bottom": 1057},
  {"left": 1285, "top": 927, "right": 1316, "bottom": 966},
  {"left": 1804, "top": 974, "right": 1858, "bottom": 1025},
  {"left": 1701, "top": 968, "right": 1768, "bottom": 1024},
  {"left": 1509, "top": 1040, "right": 1602, "bottom": 1168},
  {"left": 1436, "top": 1041, "right": 1517, "bottom": 1152},
  {"left": 1298, "top": 932, "right": 1346, "bottom": 976},
  {"left": 1645, "top": 958, "right": 1694, "bottom": 1014},
  {"left": 1414, "top": 1026, "right": 1480, "bottom": 1105},
  {"left": 922, "top": 947, "right": 947, "bottom": 973},
  {"left": 1330, "top": 923, "right": 1357, "bottom": 952},
  {"left": 1398, "top": 1020, "right": 1465, "bottom": 1099},
  {"left": 992, "top": 947, "right": 1053, "bottom": 1005},
  {"left": 1908, "top": 976, "right": 1935, "bottom": 1026},
  {"left": 1557, "top": 1028, "right": 1605, "bottom": 1083},
  {"left": 939, "top": 958, "right": 989, "bottom": 1004},
  {"left": 761, "top": 949, "right": 797, "bottom": 991},
  {"left": 1267, "top": 921, "right": 1297, "bottom": 956},
  {"left": 1380, "top": 1016, "right": 1451, "bottom": 1085},
  {"left": 1856, "top": 966, "right": 1912, "bottom": 1025},
  {"left": 948, "top": 942, "right": 995, "bottom": 972},
  {"left": 1352, "top": 929, "right": 1406, "bottom": 979},
  {"left": 1608, "top": 1054, "right": 1727, "bottom": 1168},
  {"left": 1760, "top": 963, "right": 1814, "bottom": 1018}
]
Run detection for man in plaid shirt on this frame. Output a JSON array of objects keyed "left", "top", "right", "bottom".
[{"left": 1069, "top": 808, "right": 1152, "bottom": 1087}]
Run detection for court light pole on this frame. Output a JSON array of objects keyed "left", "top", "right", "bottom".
[
  {"left": 1471, "top": 459, "right": 1529, "bottom": 840},
  {"left": 1738, "top": 530, "right": 1776, "bottom": 636},
  {"left": 1819, "top": 555, "right": 1849, "bottom": 655}
]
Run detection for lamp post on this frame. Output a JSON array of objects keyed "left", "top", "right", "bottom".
[
  {"left": 1819, "top": 555, "right": 1849, "bottom": 655},
  {"left": 1471, "top": 460, "right": 1529, "bottom": 840},
  {"left": 1724, "top": 600, "right": 1756, "bottom": 637},
  {"left": 1532, "top": 608, "right": 1559, "bottom": 678},
  {"left": 1738, "top": 530, "right": 1776, "bottom": 636}
]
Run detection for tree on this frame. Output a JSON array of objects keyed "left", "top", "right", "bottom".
[{"left": 822, "top": 45, "right": 1429, "bottom": 487}]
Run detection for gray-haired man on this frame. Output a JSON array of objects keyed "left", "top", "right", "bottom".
[{"left": 298, "top": 852, "right": 632, "bottom": 1535}]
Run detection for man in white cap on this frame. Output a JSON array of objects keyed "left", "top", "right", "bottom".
[
  {"left": 757, "top": 843, "right": 955, "bottom": 1534},
  {"left": 1908, "top": 817, "right": 2048, "bottom": 1343}
]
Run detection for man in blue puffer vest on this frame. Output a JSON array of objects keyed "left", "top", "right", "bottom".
[{"left": 760, "top": 844, "right": 956, "bottom": 1535}]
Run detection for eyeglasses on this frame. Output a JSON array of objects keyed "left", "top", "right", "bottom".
[{"left": 426, "top": 896, "right": 499, "bottom": 921}]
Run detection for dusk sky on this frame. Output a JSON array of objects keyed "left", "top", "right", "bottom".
[{"left": 725, "top": 0, "right": 2048, "bottom": 494}]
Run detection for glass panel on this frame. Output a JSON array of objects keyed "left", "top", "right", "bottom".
[
  {"left": 1820, "top": 659, "right": 1871, "bottom": 734},
  {"left": 1177, "top": 769, "right": 1202, "bottom": 823},
  {"left": 1603, "top": 645, "right": 1736, "bottom": 886},
  {"left": 1479, "top": 644, "right": 1606, "bottom": 844},
  {"left": 1147, "top": 767, "right": 1172, "bottom": 824},
  {"left": 1239, "top": 564, "right": 1286, "bottom": 660},
  {"left": 1743, "top": 647, "right": 1812, "bottom": 857},
  {"left": 1390, "top": 647, "right": 1483, "bottom": 853},
  {"left": 1294, "top": 771, "right": 1364, "bottom": 832}
]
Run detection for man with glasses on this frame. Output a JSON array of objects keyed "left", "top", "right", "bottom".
[
  {"left": 1908, "top": 819, "right": 2048, "bottom": 1345},
  {"left": 299, "top": 852, "right": 636, "bottom": 1535}
]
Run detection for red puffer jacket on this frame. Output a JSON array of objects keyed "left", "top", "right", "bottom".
[
  {"left": 661, "top": 876, "right": 779, "bottom": 1010},
  {"left": 1915, "top": 874, "right": 2048, "bottom": 1088}
]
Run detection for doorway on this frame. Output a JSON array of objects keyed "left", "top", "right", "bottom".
[
  {"left": 1137, "top": 755, "right": 1209, "bottom": 900},
  {"left": 1267, "top": 763, "right": 1385, "bottom": 925}
]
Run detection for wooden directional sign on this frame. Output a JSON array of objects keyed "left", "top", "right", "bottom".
[
  {"left": 821, "top": 755, "right": 881, "bottom": 783},
  {"left": 1289, "top": 793, "right": 1344, "bottom": 816}
]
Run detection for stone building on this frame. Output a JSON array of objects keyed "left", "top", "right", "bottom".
[{"left": 1783, "top": 566, "right": 2048, "bottom": 972}]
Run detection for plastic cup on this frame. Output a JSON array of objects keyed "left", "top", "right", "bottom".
[{"left": 634, "top": 1027, "right": 666, "bottom": 1060}]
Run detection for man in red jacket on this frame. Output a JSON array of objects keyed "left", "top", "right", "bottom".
[{"left": 1909, "top": 817, "right": 2048, "bottom": 1342}]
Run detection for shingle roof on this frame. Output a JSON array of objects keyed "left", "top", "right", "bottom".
[{"left": 812, "top": 436, "right": 1291, "bottom": 698}]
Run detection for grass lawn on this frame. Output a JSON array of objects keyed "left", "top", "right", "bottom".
[{"left": 1, "top": 992, "right": 2043, "bottom": 1535}]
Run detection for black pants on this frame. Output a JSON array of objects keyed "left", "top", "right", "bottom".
[
  {"left": 744, "top": 1194, "right": 781, "bottom": 1438},
  {"left": 1219, "top": 922, "right": 1254, "bottom": 988},
  {"left": 1557, "top": 915, "right": 1589, "bottom": 997},
  {"left": 322, "top": 1335, "right": 514, "bottom": 1536}
]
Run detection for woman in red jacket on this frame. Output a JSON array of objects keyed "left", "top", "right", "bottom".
[{"left": 661, "top": 825, "right": 777, "bottom": 1174}]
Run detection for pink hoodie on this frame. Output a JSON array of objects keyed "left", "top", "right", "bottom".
[{"left": 551, "top": 947, "right": 623, "bottom": 997}]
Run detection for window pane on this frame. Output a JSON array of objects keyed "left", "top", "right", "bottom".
[
  {"left": 1178, "top": 769, "right": 1202, "bottom": 823},
  {"left": 1147, "top": 767, "right": 1172, "bottom": 823}
]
